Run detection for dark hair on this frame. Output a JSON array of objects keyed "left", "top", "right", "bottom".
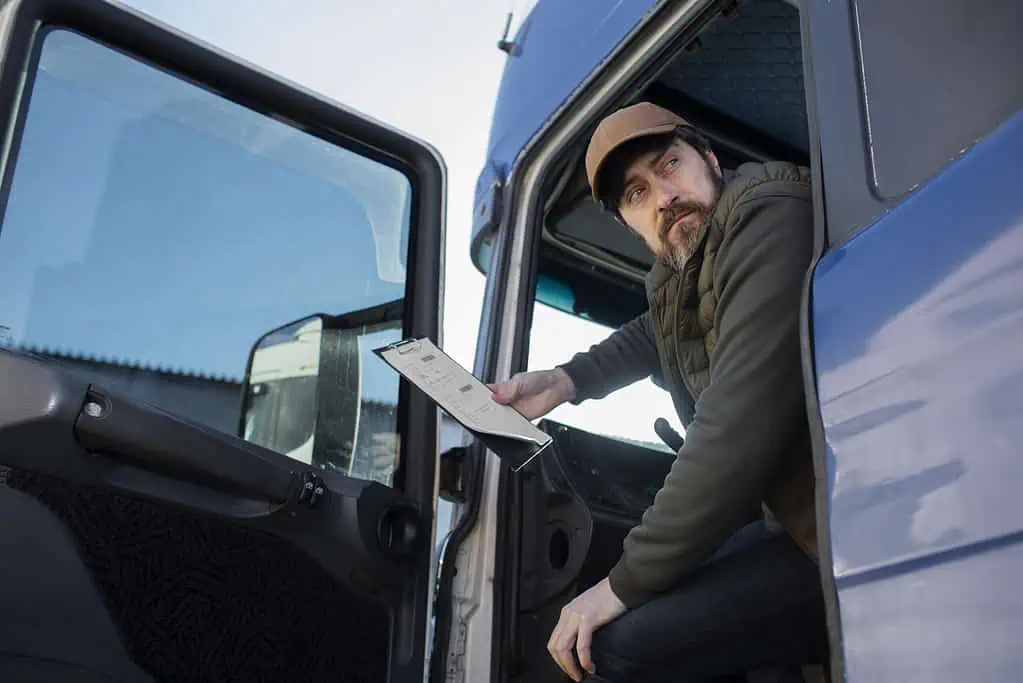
[{"left": 596, "top": 125, "right": 713, "bottom": 216}]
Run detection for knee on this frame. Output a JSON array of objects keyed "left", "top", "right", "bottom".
[{"left": 588, "top": 622, "right": 645, "bottom": 682}]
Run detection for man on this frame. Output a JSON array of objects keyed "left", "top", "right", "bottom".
[{"left": 490, "top": 103, "right": 826, "bottom": 682}]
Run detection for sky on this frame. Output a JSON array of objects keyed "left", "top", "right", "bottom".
[{"left": 0, "top": 0, "right": 681, "bottom": 446}]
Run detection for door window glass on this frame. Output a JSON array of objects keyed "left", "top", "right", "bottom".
[
  {"left": 854, "top": 0, "right": 1023, "bottom": 199},
  {"left": 0, "top": 29, "right": 411, "bottom": 484}
]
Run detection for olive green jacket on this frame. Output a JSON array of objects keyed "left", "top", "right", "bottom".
[{"left": 562, "top": 161, "right": 818, "bottom": 607}]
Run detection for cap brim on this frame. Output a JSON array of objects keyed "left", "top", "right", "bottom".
[{"left": 589, "top": 121, "right": 681, "bottom": 202}]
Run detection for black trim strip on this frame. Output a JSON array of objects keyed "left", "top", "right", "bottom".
[{"left": 797, "top": 2, "right": 846, "bottom": 680}]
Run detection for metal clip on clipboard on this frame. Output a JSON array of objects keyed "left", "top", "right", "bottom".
[
  {"left": 374, "top": 337, "right": 552, "bottom": 471},
  {"left": 391, "top": 338, "right": 423, "bottom": 355}
]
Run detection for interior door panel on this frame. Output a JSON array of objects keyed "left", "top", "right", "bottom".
[
  {"left": 0, "top": 348, "right": 415, "bottom": 681},
  {"left": 3, "top": 471, "right": 392, "bottom": 682}
]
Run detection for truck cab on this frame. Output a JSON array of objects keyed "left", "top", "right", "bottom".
[
  {"left": 454, "top": 0, "right": 1022, "bottom": 681},
  {"left": 0, "top": 0, "right": 1019, "bottom": 682}
]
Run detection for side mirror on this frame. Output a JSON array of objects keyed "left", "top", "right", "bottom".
[{"left": 239, "top": 299, "right": 404, "bottom": 475}]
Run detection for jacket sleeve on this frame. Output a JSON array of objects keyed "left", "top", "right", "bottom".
[
  {"left": 558, "top": 310, "right": 661, "bottom": 403},
  {"left": 608, "top": 188, "right": 814, "bottom": 607}
]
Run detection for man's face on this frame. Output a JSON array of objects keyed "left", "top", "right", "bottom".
[{"left": 617, "top": 139, "right": 723, "bottom": 271}]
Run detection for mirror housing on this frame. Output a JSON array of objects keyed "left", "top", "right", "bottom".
[
  {"left": 239, "top": 315, "right": 347, "bottom": 466},
  {"left": 238, "top": 299, "right": 405, "bottom": 474}
]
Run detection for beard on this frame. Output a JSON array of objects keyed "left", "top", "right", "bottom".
[
  {"left": 660, "top": 202, "right": 710, "bottom": 272},
  {"left": 659, "top": 162, "right": 724, "bottom": 272}
]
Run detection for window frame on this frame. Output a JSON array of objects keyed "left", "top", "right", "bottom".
[{"left": 0, "top": 4, "right": 442, "bottom": 496}]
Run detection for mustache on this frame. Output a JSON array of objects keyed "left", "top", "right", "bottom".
[{"left": 659, "top": 200, "right": 708, "bottom": 241}]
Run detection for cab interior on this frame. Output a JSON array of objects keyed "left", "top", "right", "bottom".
[
  {"left": 534, "top": 0, "right": 809, "bottom": 330},
  {"left": 506, "top": 1, "right": 827, "bottom": 681}
]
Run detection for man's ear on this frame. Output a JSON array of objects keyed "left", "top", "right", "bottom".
[{"left": 707, "top": 149, "right": 723, "bottom": 178}]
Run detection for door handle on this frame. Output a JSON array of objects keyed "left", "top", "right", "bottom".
[{"left": 75, "top": 386, "right": 296, "bottom": 504}]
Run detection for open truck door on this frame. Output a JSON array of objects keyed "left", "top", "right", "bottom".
[{"left": 0, "top": 1, "right": 444, "bottom": 681}]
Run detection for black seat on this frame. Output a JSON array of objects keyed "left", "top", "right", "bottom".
[{"left": 0, "top": 486, "right": 155, "bottom": 683}]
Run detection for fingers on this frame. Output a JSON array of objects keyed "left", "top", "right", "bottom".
[
  {"left": 548, "top": 611, "right": 585, "bottom": 682},
  {"left": 576, "top": 618, "right": 595, "bottom": 675},
  {"left": 485, "top": 383, "right": 502, "bottom": 401},
  {"left": 490, "top": 371, "right": 561, "bottom": 416},
  {"left": 489, "top": 375, "right": 522, "bottom": 405}
]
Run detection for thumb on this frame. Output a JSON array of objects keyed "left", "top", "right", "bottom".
[{"left": 490, "top": 377, "right": 519, "bottom": 404}]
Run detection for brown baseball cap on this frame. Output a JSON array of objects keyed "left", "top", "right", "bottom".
[{"left": 585, "top": 102, "right": 690, "bottom": 203}]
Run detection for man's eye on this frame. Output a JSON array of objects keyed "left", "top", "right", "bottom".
[
  {"left": 664, "top": 157, "right": 679, "bottom": 170},
  {"left": 628, "top": 188, "right": 643, "bottom": 205}
]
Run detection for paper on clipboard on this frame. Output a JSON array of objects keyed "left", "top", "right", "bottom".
[{"left": 374, "top": 337, "right": 552, "bottom": 471}]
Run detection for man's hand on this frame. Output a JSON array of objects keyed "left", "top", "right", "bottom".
[
  {"left": 547, "top": 577, "right": 626, "bottom": 681},
  {"left": 489, "top": 367, "right": 577, "bottom": 420}
]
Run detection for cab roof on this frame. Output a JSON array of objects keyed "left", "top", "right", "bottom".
[{"left": 471, "top": 0, "right": 658, "bottom": 255}]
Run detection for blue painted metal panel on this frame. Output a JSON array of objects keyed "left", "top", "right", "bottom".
[
  {"left": 813, "top": 109, "right": 1023, "bottom": 679},
  {"left": 471, "top": 0, "right": 657, "bottom": 266}
]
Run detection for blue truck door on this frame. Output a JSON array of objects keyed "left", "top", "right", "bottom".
[{"left": 804, "top": 0, "right": 1023, "bottom": 679}]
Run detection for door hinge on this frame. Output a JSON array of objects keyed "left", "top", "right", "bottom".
[{"left": 439, "top": 446, "right": 468, "bottom": 503}]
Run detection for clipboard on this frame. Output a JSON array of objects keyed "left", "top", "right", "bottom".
[{"left": 374, "top": 337, "right": 552, "bottom": 472}]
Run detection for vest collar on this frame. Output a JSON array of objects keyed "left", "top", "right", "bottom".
[{"left": 642, "top": 161, "right": 784, "bottom": 296}]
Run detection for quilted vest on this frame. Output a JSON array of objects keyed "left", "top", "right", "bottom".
[{"left": 646, "top": 161, "right": 819, "bottom": 560}]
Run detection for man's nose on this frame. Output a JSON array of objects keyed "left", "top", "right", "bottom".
[{"left": 653, "top": 177, "right": 678, "bottom": 211}]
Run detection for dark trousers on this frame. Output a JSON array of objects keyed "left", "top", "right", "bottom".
[{"left": 585, "top": 521, "right": 828, "bottom": 683}]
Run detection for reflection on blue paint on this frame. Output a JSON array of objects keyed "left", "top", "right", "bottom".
[{"left": 814, "top": 110, "right": 1023, "bottom": 679}]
